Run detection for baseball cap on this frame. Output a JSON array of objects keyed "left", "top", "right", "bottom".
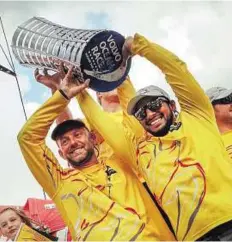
[
  {"left": 127, "top": 85, "right": 171, "bottom": 115},
  {"left": 206, "top": 87, "right": 232, "bottom": 103},
  {"left": 51, "top": 119, "right": 87, "bottom": 141}
]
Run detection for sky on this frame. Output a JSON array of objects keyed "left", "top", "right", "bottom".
[{"left": 0, "top": 1, "right": 231, "bottom": 205}]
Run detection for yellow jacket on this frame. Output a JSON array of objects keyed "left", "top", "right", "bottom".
[
  {"left": 222, "top": 130, "right": 232, "bottom": 160},
  {"left": 15, "top": 223, "right": 52, "bottom": 241}
]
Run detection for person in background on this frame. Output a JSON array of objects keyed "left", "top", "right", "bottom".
[
  {"left": 0, "top": 207, "right": 56, "bottom": 241},
  {"left": 0, "top": 207, "right": 31, "bottom": 241},
  {"left": 18, "top": 67, "right": 175, "bottom": 241},
  {"left": 206, "top": 87, "right": 232, "bottom": 160}
]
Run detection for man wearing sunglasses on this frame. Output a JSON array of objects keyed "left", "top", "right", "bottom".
[
  {"left": 206, "top": 87, "right": 232, "bottom": 160},
  {"left": 77, "top": 33, "right": 232, "bottom": 241},
  {"left": 127, "top": 86, "right": 178, "bottom": 137}
]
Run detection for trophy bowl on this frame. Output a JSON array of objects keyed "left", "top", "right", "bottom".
[{"left": 11, "top": 17, "right": 131, "bottom": 92}]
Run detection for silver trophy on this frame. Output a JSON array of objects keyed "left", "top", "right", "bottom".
[{"left": 11, "top": 17, "right": 131, "bottom": 91}]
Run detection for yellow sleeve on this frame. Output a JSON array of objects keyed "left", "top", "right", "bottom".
[
  {"left": 131, "top": 33, "right": 215, "bottom": 122},
  {"left": 117, "top": 77, "right": 144, "bottom": 138},
  {"left": 17, "top": 91, "right": 69, "bottom": 198},
  {"left": 76, "top": 91, "right": 137, "bottom": 168}
]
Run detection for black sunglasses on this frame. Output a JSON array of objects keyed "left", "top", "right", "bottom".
[{"left": 133, "top": 98, "right": 168, "bottom": 121}]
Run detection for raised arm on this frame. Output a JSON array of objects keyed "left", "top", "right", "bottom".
[
  {"left": 76, "top": 90, "right": 138, "bottom": 169},
  {"left": 126, "top": 34, "right": 215, "bottom": 121},
  {"left": 117, "top": 77, "right": 144, "bottom": 138},
  {"left": 34, "top": 65, "right": 73, "bottom": 125},
  {"left": 17, "top": 91, "right": 69, "bottom": 198},
  {"left": 18, "top": 66, "right": 88, "bottom": 198}
]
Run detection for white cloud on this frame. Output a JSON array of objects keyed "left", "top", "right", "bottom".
[
  {"left": 41, "top": 90, "right": 51, "bottom": 102},
  {"left": 17, "top": 75, "right": 31, "bottom": 96},
  {"left": 68, "top": 98, "right": 85, "bottom": 120},
  {"left": 0, "top": 72, "right": 45, "bottom": 205},
  {"left": 25, "top": 101, "right": 40, "bottom": 117}
]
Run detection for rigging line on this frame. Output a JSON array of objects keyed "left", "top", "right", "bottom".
[
  {"left": 0, "top": 17, "right": 47, "bottom": 200},
  {"left": 14, "top": 75, "right": 28, "bottom": 121},
  {"left": 0, "top": 43, "right": 14, "bottom": 70},
  {"left": 0, "top": 17, "right": 15, "bottom": 71},
  {"left": 0, "top": 17, "right": 28, "bottom": 121}
]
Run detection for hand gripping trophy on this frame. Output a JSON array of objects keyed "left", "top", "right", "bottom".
[{"left": 11, "top": 17, "right": 131, "bottom": 91}]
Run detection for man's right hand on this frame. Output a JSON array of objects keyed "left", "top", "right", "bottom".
[
  {"left": 59, "top": 66, "right": 90, "bottom": 100},
  {"left": 34, "top": 62, "right": 66, "bottom": 92}
]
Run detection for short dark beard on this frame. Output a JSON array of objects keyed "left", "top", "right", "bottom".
[
  {"left": 147, "top": 111, "right": 174, "bottom": 137},
  {"left": 68, "top": 149, "right": 94, "bottom": 168}
]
